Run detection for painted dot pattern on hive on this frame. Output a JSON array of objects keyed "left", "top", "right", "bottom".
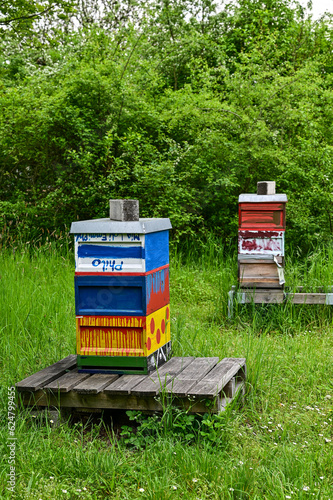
[{"left": 144, "top": 304, "right": 171, "bottom": 354}]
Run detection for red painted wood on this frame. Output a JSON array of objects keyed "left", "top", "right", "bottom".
[
  {"left": 79, "top": 327, "right": 144, "bottom": 357},
  {"left": 146, "top": 267, "right": 169, "bottom": 315},
  {"left": 239, "top": 203, "right": 286, "bottom": 230},
  {"left": 239, "top": 230, "right": 284, "bottom": 238},
  {"left": 240, "top": 203, "right": 284, "bottom": 210}
]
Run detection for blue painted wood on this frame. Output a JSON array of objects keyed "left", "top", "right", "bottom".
[
  {"left": 145, "top": 231, "right": 169, "bottom": 272},
  {"left": 75, "top": 275, "right": 146, "bottom": 316},
  {"left": 75, "top": 267, "right": 169, "bottom": 316},
  {"left": 78, "top": 244, "right": 144, "bottom": 260}
]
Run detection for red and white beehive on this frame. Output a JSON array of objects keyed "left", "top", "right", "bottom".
[{"left": 238, "top": 181, "right": 288, "bottom": 289}]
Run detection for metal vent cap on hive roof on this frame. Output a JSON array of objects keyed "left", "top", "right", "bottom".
[
  {"left": 70, "top": 218, "right": 172, "bottom": 234},
  {"left": 239, "top": 181, "right": 287, "bottom": 203}
]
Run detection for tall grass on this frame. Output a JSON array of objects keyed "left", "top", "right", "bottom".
[
  {"left": 1, "top": 246, "right": 75, "bottom": 389},
  {"left": 1, "top": 240, "right": 333, "bottom": 499}
]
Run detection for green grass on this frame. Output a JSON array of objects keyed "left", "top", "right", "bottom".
[{"left": 1, "top": 242, "right": 333, "bottom": 499}]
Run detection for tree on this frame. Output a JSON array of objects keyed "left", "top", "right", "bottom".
[
  {"left": 0, "top": 0, "right": 75, "bottom": 40},
  {"left": 0, "top": 0, "right": 332, "bottom": 249}
]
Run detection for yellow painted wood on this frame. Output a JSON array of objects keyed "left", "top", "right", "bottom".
[
  {"left": 76, "top": 304, "right": 170, "bottom": 358},
  {"left": 146, "top": 304, "right": 170, "bottom": 356}
]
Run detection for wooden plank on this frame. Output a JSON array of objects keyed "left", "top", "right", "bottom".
[
  {"left": 238, "top": 255, "right": 283, "bottom": 264},
  {"left": 75, "top": 235, "right": 146, "bottom": 275},
  {"left": 17, "top": 356, "right": 247, "bottom": 415},
  {"left": 77, "top": 318, "right": 145, "bottom": 357},
  {"left": 240, "top": 282, "right": 282, "bottom": 289},
  {"left": 239, "top": 204, "right": 285, "bottom": 230},
  {"left": 288, "top": 293, "right": 326, "bottom": 305},
  {"left": 73, "top": 374, "right": 119, "bottom": 394},
  {"left": 75, "top": 274, "right": 147, "bottom": 317},
  {"left": 238, "top": 231, "right": 284, "bottom": 257},
  {"left": 16, "top": 355, "right": 247, "bottom": 414},
  {"left": 238, "top": 261, "right": 282, "bottom": 289},
  {"left": 104, "top": 374, "right": 148, "bottom": 395},
  {"left": 131, "top": 357, "right": 195, "bottom": 396},
  {"left": 237, "top": 290, "right": 284, "bottom": 304},
  {"left": 16, "top": 355, "right": 77, "bottom": 392},
  {"left": 20, "top": 389, "right": 164, "bottom": 412},
  {"left": 44, "top": 370, "right": 90, "bottom": 393},
  {"left": 19, "top": 389, "right": 220, "bottom": 414},
  {"left": 235, "top": 380, "right": 245, "bottom": 398},
  {"left": 148, "top": 356, "right": 195, "bottom": 380},
  {"left": 222, "top": 377, "right": 235, "bottom": 398},
  {"left": 285, "top": 286, "right": 333, "bottom": 292},
  {"left": 188, "top": 358, "right": 246, "bottom": 399},
  {"left": 239, "top": 263, "right": 280, "bottom": 277},
  {"left": 166, "top": 357, "right": 219, "bottom": 397}
]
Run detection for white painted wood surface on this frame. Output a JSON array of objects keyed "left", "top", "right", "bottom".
[
  {"left": 74, "top": 234, "right": 146, "bottom": 273},
  {"left": 238, "top": 231, "right": 284, "bottom": 256}
]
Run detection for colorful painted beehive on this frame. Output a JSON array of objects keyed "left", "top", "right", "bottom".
[
  {"left": 238, "top": 182, "right": 288, "bottom": 289},
  {"left": 70, "top": 200, "right": 172, "bottom": 374}
]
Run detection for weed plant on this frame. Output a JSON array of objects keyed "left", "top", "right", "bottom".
[{"left": 1, "top": 240, "right": 333, "bottom": 499}]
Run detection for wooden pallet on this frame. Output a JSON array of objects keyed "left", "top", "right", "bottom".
[{"left": 16, "top": 355, "right": 246, "bottom": 414}]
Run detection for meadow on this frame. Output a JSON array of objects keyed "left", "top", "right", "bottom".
[{"left": 1, "top": 240, "right": 333, "bottom": 499}]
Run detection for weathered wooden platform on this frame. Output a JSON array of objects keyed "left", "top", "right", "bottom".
[
  {"left": 16, "top": 355, "right": 246, "bottom": 414},
  {"left": 228, "top": 285, "right": 333, "bottom": 317}
]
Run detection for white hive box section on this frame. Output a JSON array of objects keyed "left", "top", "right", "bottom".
[{"left": 71, "top": 219, "right": 172, "bottom": 275}]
